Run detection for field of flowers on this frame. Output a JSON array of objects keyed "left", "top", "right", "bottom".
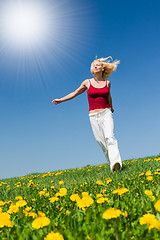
[{"left": 0, "top": 155, "right": 160, "bottom": 239}]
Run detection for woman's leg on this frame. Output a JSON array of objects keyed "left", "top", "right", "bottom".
[
  {"left": 102, "top": 109, "right": 122, "bottom": 171},
  {"left": 89, "top": 114, "right": 109, "bottom": 161}
]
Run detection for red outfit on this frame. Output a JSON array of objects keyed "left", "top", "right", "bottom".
[{"left": 87, "top": 80, "right": 110, "bottom": 111}]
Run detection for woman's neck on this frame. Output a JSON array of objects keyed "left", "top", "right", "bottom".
[{"left": 93, "top": 72, "right": 105, "bottom": 82}]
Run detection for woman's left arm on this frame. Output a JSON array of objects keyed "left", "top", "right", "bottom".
[{"left": 107, "top": 81, "right": 114, "bottom": 113}]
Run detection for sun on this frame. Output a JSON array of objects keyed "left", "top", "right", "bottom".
[{"left": 0, "top": 1, "right": 53, "bottom": 53}]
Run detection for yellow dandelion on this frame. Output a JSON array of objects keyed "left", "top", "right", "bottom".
[
  {"left": 139, "top": 173, "right": 144, "bottom": 176},
  {"left": 39, "top": 191, "right": 45, "bottom": 197},
  {"left": 97, "top": 197, "right": 109, "bottom": 204},
  {"left": 27, "top": 212, "right": 37, "bottom": 218},
  {"left": 7, "top": 204, "right": 19, "bottom": 214},
  {"left": 154, "top": 199, "right": 160, "bottom": 212},
  {"left": 25, "top": 207, "right": 32, "bottom": 212},
  {"left": 15, "top": 196, "right": 23, "bottom": 200},
  {"left": 147, "top": 176, "right": 153, "bottom": 181},
  {"left": 38, "top": 211, "right": 46, "bottom": 217},
  {"left": 151, "top": 196, "right": 155, "bottom": 201},
  {"left": 113, "top": 188, "right": 129, "bottom": 195},
  {"left": 145, "top": 171, "right": 152, "bottom": 176},
  {"left": 44, "top": 231, "right": 64, "bottom": 240},
  {"left": 103, "top": 208, "right": 122, "bottom": 220},
  {"left": 32, "top": 216, "right": 50, "bottom": 229},
  {"left": 76, "top": 195, "right": 94, "bottom": 210},
  {"left": 82, "top": 192, "right": 89, "bottom": 197},
  {"left": 16, "top": 200, "right": 27, "bottom": 208},
  {"left": 139, "top": 213, "right": 160, "bottom": 230},
  {"left": 45, "top": 192, "right": 50, "bottom": 197},
  {"left": 96, "top": 194, "right": 103, "bottom": 198},
  {"left": 49, "top": 196, "right": 59, "bottom": 203},
  {"left": 96, "top": 180, "right": 105, "bottom": 185},
  {"left": 51, "top": 186, "right": 55, "bottom": 189},
  {"left": 144, "top": 190, "right": 153, "bottom": 196},
  {"left": 59, "top": 188, "right": 67, "bottom": 197},
  {"left": 59, "top": 181, "right": 64, "bottom": 185},
  {"left": 0, "top": 212, "right": 13, "bottom": 228},
  {"left": 70, "top": 194, "right": 80, "bottom": 202},
  {"left": 0, "top": 201, "right": 6, "bottom": 206},
  {"left": 105, "top": 178, "right": 112, "bottom": 184},
  {"left": 66, "top": 210, "right": 71, "bottom": 214},
  {"left": 121, "top": 211, "right": 128, "bottom": 217}
]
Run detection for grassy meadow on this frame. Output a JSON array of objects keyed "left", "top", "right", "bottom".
[{"left": 0, "top": 155, "right": 160, "bottom": 239}]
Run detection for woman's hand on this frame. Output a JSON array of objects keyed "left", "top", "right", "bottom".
[
  {"left": 111, "top": 108, "right": 114, "bottom": 113},
  {"left": 52, "top": 99, "right": 62, "bottom": 104}
]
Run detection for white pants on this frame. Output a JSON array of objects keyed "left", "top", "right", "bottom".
[{"left": 89, "top": 108, "right": 122, "bottom": 171}]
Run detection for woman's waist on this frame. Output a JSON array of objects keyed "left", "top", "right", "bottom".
[{"left": 89, "top": 107, "right": 111, "bottom": 117}]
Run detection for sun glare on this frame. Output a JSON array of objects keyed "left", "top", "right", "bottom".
[
  {"left": 0, "top": 0, "right": 95, "bottom": 85},
  {"left": 0, "top": 1, "right": 52, "bottom": 53}
]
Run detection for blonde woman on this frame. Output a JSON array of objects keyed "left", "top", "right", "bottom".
[{"left": 52, "top": 56, "right": 122, "bottom": 172}]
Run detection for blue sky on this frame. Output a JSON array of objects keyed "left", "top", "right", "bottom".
[{"left": 0, "top": 0, "right": 160, "bottom": 180}]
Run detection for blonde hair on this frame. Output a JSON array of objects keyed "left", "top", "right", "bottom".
[{"left": 91, "top": 56, "right": 120, "bottom": 79}]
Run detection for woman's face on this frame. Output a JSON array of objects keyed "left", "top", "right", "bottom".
[{"left": 91, "top": 60, "right": 104, "bottom": 74}]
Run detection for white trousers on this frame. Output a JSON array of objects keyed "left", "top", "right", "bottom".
[{"left": 89, "top": 108, "right": 122, "bottom": 171}]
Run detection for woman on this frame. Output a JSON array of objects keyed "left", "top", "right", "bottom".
[{"left": 52, "top": 56, "right": 122, "bottom": 172}]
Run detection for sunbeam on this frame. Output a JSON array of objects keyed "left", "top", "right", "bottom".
[{"left": 0, "top": 0, "right": 97, "bottom": 87}]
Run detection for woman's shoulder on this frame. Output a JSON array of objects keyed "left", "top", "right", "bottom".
[
  {"left": 82, "top": 79, "right": 91, "bottom": 89},
  {"left": 106, "top": 80, "right": 111, "bottom": 88}
]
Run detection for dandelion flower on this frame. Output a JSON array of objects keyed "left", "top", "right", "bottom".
[
  {"left": 32, "top": 216, "right": 50, "bottom": 229},
  {"left": 96, "top": 194, "right": 103, "bottom": 198},
  {"left": 59, "top": 188, "right": 67, "bottom": 196},
  {"left": 28, "top": 212, "right": 37, "bottom": 218},
  {"left": 39, "top": 191, "right": 45, "bottom": 197},
  {"left": 82, "top": 192, "right": 89, "bottom": 197},
  {"left": 139, "top": 213, "right": 160, "bottom": 230},
  {"left": 49, "top": 197, "right": 59, "bottom": 203},
  {"left": 145, "top": 171, "right": 152, "bottom": 176},
  {"left": 139, "top": 173, "right": 144, "bottom": 176},
  {"left": 154, "top": 200, "right": 160, "bottom": 212},
  {"left": 25, "top": 207, "right": 32, "bottom": 212},
  {"left": 44, "top": 231, "right": 64, "bottom": 240},
  {"left": 147, "top": 176, "right": 153, "bottom": 181},
  {"left": 77, "top": 195, "right": 94, "bottom": 210},
  {"left": 0, "top": 201, "right": 6, "bottom": 206},
  {"left": 113, "top": 188, "right": 129, "bottom": 195},
  {"left": 96, "top": 180, "right": 105, "bottom": 185},
  {"left": 0, "top": 212, "right": 13, "bottom": 228},
  {"left": 144, "top": 190, "right": 153, "bottom": 196},
  {"left": 70, "top": 194, "right": 80, "bottom": 202},
  {"left": 103, "top": 208, "right": 122, "bottom": 220},
  {"left": 66, "top": 210, "right": 71, "bottom": 214},
  {"left": 97, "top": 197, "right": 109, "bottom": 204},
  {"left": 15, "top": 196, "right": 23, "bottom": 200},
  {"left": 105, "top": 178, "right": 112, "bottom": 184},
  {"left": 16, "top": 200, "right": 27, "bottom": 208},
  {"left": 59, "top": 181, "right": 64, "bottom": 185},
  {"left": 7, "top": 204, "right": 19, "bottom": 214},
  {"left": 38, "top": 211, "right": 46, "bottom": 217},
  {"left": 121, "top": 211, "right": 128, "bottom": 217}
]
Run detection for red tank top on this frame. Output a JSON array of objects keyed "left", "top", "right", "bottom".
[{"left": 87, "top": 79, "right": 110, "bottom": 111}]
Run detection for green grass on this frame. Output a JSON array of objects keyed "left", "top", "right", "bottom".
[{"left": 0, "top": 155, "right": 160, "bottom": 239}]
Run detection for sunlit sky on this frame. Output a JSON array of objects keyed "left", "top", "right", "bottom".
[{"left": 0, "top": 0, "right": 160, "bottom": 180}]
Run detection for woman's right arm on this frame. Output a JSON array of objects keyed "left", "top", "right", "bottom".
[{"left": 52, "top": 80, "right": 88, "bottom": 104}]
